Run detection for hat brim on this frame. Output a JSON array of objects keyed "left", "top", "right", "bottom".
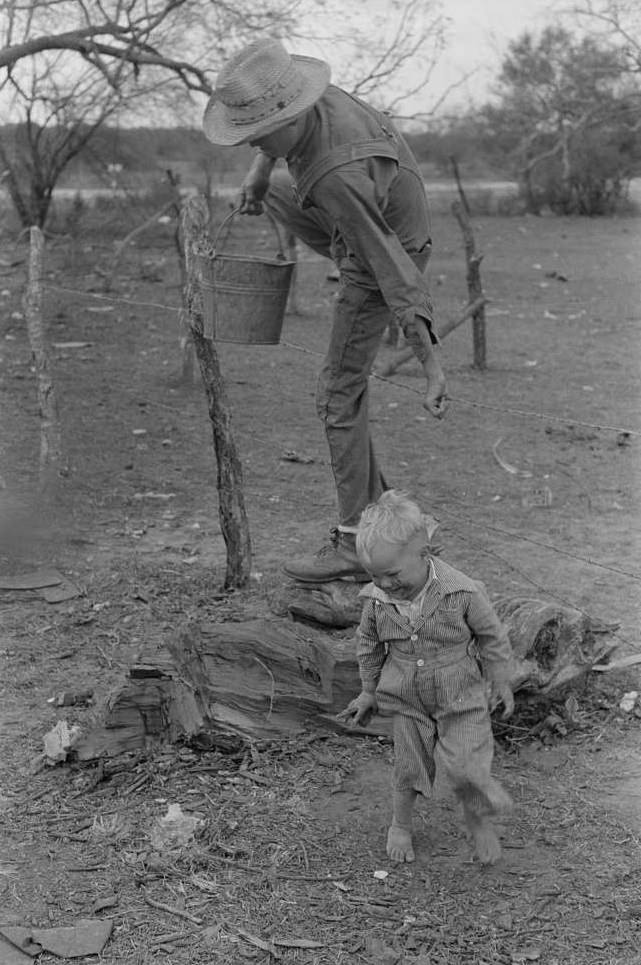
[{"left": 203, "top": 54, "right": 330, "bottom": 147}]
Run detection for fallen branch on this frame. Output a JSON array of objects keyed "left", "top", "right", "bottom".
[{"left": 144, "top": 895, "right": 203, "bottom": 926}]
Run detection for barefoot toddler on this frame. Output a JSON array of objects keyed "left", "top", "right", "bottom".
[{"left": 342, "top": 490, "right": 514, "bottom": 865}]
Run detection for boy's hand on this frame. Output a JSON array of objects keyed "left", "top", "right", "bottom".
[
  {"left": 489, "top": 679, "right": 514, "bottom": 719},
  {"left": 337, "top": 691, "right": 378, "bottom": 728}
]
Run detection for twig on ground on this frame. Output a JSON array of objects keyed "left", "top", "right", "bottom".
[{"left": 144, "top": 894, "right": 203, "bottom": 925}]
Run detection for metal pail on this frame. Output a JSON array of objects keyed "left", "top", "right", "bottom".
[{"left": 198, "top": 208, "right": 295, "bottom": 345}]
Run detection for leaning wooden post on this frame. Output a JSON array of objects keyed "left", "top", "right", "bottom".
[
  {"left": 25, "top": 226, "right": 63, "bottom": 492},
  {"left": 180, "top": 197, "right": 252, "bottom": 589},
  {"left": 450, "top": 157, "right": 487, "bottom": 370}
]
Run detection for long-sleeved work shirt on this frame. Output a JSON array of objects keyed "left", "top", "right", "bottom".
[
  {"left": 276, "top": 85, "right": 437, "bottom": 342},
  {"left": 356, "top": 557, "right": 513, "bottom": 691}
]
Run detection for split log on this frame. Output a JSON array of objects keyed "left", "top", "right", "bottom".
[
  {"left": 76, "top": 592, "right": 617, "bottom": 761},
  {"left": 75, "top": 619, "right": 362, "bottom": 760}
]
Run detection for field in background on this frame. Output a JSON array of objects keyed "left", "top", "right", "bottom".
[{"left": 0, "top": 198, "right": 640, "bottom": 964}]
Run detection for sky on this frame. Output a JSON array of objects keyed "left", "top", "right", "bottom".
[
  {"left": 421, "top": 0, "right": 561, "bottom": 110},
  {"left": 295, "top": 0, "right": 571, "bottom": 118}
]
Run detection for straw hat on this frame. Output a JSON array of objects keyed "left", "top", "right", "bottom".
[{"left": 203, "top": 39, "right": 331, "bottom": 146}]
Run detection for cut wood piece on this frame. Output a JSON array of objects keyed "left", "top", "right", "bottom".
[
  {"left": 274, "top": 582, "right": 616, "bottom": 693},
  {"left": 77, "top": 595, "right": 617, "bottom": 761},
  {"left": 270, "top": 579, "right": 362, "bottom": 628},
  {"left": 75, "top": 619, "right": 362, "bottom": 760},
  {"left": 494, "top": 597, "right": 616, "bottom": 693}
]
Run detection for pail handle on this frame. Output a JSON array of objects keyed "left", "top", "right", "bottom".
[{"left": 213, "top": 207, "right": 288, "bottom": 261}]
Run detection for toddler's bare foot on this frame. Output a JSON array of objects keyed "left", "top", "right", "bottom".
[
  {"left": 386, "top": 823, "right": 415, "bottom": 863},
  {"left": 465, "top": 810, "right": 502, "bottom": 865}
]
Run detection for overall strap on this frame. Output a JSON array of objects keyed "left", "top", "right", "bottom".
[
  {"left": 295, "top": 137, "right": 399, "bottom": 204},
  {"left": 294, "top": 89, "right": 401, "bottom": 205}
]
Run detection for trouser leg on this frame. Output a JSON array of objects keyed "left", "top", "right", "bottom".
[
  {"left": 316, "top": 284, "right": 390, "bottom": 527},
  {"left": 435, "top": 689, "right": 512, "bottom": 816}
]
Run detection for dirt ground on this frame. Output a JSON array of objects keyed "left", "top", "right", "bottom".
[{"left": 0, "top": 205, "right": 640, "bottom": 965}]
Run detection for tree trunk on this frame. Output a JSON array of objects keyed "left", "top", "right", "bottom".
[
  {"left": 181, "top": 197, "right": 251, "bottom": 589},
  {"left": 24, "top": 226, "right": 63, "bottom": 492}
]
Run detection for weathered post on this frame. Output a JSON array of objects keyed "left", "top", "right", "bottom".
[
  {"left": 24, "top": 226, "right": 63, "bottom": 492},
  {"left": 450, "top": 157, "right": 487, "bottom": 370},
  {"left": 180, "top": 197, "right": 251, "bottom": 589}
]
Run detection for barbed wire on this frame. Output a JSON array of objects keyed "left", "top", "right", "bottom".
[
  {"left": 446, "top": 525, "right": 632, "bottom": 650},
  {"left": 44, "top": 283, "right": 182, "bottom": 315},
  {"left": 436, "top": 503, "right": 641, "bottom": 584},
  {"left": 281, "top": 337, "right": 641, "bottom": 438},
  {"left": 39, "top": 284, "right": 641, "bottom": 438}
]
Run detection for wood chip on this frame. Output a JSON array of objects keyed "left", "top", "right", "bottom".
[{"left": 237, "top": 929, "right": 280, "bottom": 957}]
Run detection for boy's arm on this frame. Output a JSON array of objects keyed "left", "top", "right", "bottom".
[
  {"left": 337, "top": 600, "right": 384, "bottom": 726},
  {"left": 466, "top": 585, "right": 514, "bottom": 718},
  {"left": 356, "top": 600, "right": 386, "bottom": 692}
]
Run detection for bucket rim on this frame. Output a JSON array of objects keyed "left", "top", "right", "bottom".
[{"left": 200, "top": 252, "right": 296, "bottom": 268}]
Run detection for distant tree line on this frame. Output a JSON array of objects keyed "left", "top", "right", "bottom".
[{"left": 1, "top": 0, "right": 640, "bottom": 225}]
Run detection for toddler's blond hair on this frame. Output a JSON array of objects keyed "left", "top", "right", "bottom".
[{"left": 356, "top": 490, "right": 429, "bottom": 563}]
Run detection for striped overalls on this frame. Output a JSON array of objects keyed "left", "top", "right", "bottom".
[{"left": 357, "top": 558, "right": 513, "bottom": 811}]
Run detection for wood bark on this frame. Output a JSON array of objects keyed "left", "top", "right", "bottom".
[
  {"left": 181, "top": 197, "right": 251, "bottom": 589},
  {"left": 25, "top": 226, "right": 63, "bottom": 492}
]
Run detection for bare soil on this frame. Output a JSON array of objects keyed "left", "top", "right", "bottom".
[{"left": 0, "top": 207, "right": 640, "bottom": 964}]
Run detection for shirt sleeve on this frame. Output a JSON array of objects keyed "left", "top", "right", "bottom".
[
  {"left": 465, "top": 585, "right": 513, "bottom": 682},
  {"left": 308, "top": 159, "right": 437, "bottom": 340},
  {"left": 356, "top": 599, "right": 386, "bottom": 691}
]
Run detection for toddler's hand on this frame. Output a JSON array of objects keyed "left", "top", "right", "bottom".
[
  {"left": 489, "top": 679, "right": 514, "bottom": 719},
  {"left": 337, "top": 691, "right": 378, "bottom": 728}
]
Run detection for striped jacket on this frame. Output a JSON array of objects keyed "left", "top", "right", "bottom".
[{"left": 356, "top": 557, "right": 513, "bottom": 690}]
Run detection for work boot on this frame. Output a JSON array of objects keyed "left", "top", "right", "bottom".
[{"left": 283, "top": 528, "right": 370, "bottom": 583}]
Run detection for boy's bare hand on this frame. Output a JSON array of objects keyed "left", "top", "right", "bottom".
[
  {"left": 337, "top": 691, "right": 378, "bottom": 728},
  {"left": 489, "top": 680, "right": 514, "bottom": 719}
]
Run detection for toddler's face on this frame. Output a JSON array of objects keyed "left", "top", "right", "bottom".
[{"left": 363, "top": 534, "right": 430, "bottom": 600}]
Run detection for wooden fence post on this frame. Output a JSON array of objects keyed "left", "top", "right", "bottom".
[
  {"left": 450, "top": 158, "right": 487, "bottom": 370},
  {"left": 180, "top": 197, "right": 252, "bottom": 589},
  {"left": 25, "top": 226, "right": 63, "bottom": 492}
]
